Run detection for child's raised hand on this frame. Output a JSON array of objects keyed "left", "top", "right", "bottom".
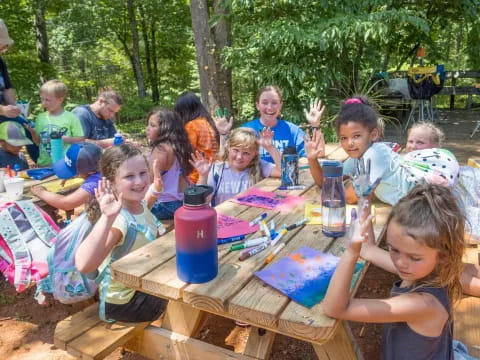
[
  {"left": 213, "top": 108, "right": 234, "bottom": 135},
  {"left": 304, "top": 98, "right": 325, "bottom": 128},
  {"left": 151, "top": 159, "right": 164, "bottom": 194},
  {"left": 189, "top": 150, "right": 212, "bottom": 177},
  {"left": 304, "top": 129, "right": 325, "bottom": 160},
  {"left": 352, "top": 158, "right": 380, "bottom": 198},
  {"left": 257, "top": 127, "right": 275, "bottom": 150},
  {"left": 95, "top": 177, "right": 122, "bottom": 219},
  {"left": 348, "top": 205, "right": 372, "bottom": 253}
]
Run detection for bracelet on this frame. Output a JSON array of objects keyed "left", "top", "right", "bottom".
[
  {"left": 309, "top": 125, "right": 319, "bottom": 130},
  {"left": 149, "top": 183, "right": 163, "bottom": 196}
]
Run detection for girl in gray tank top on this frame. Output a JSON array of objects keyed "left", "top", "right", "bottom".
[{"left": 323, "top": 183, "right": 467, "bottom": 359}]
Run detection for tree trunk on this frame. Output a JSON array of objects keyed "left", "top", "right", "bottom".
[
  {"left": 33, "top": 0, "right": 50, "bottom": 83},
  {"left": 127, "top": 0, "right": 146, "bottom": 98},
  {"left": 189, "top": 0, "right": 219, "bottom": 112},
  {"left": 212, "top": 0, "right": 233, "bottom": 115},
  {"left": 151, "top": 23, "right": 160, "bottom": 103},
  {"left": 139, "top": 4, "right": 159, "bottom": 103}
]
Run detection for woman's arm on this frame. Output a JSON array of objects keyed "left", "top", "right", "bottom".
[
  {"left": 75, "top": 178, "right": 123, "bottom": 273},
  {"left": 62, "top": 135, "right": 86, "bottom": 144},
  {"left": 30, "top": 186, "right": 92, "bottom": 211}
]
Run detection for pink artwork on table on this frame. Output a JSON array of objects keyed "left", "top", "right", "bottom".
[
  {"left": 217, "top": 213, "right": 259, "bottom": 239},
  {"left": 231, "top": 187, "right": 304, "bottom": 213}
]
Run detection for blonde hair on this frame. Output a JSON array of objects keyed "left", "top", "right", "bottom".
[
  {"left": 222, "top": 128, "right": 262, "bottom": 184},
  {"left": 408, "top": 122, "right": 445, "bottom": 147},
  {"left": 386, "top": 183, "right": 465, "bottom": 305},
  {"left": 39, "top": 79, "right": 68, "bottom": 98}
]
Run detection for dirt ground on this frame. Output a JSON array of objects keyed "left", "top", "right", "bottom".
[{"left": 0, "top": 108, "right": 478, "bottom": 360}]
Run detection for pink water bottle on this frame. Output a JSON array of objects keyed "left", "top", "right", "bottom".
[{"left": 174, "top": 185, "right": 218, "bottom": 283}]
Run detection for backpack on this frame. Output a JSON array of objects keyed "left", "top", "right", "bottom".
[
  {"left": 0, "top": 200, "right": 60, "bottom": 292},
  {"left": 36, "top": 206, "right": 161, "bottom": 322}
]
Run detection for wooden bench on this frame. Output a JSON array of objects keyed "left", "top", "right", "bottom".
[
  {"left": 54, "top": 303, "right": 151, "bottom": 359},
  {"left": 454, "top": 245, "right": 480, "bottom": 358}
]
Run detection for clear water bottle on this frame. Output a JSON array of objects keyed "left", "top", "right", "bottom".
[
  {"left": 321, "top": 160, "right": 346, "bottom": 237},
  {"left": 113, "top": 133, "right": 124, "bottom": 146},
  {"left": 281, "top": 146, "right": 299, "bottom": 186}
]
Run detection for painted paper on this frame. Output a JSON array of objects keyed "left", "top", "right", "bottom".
[
  {"left": 255, "top": 246, "right": 363, "bottom": 308},
  {"left": 217, "top": 213, "right": 259, "bottom": 239},
  {"left": 232, "top": 187, "right": 304, "bottom": 213}
]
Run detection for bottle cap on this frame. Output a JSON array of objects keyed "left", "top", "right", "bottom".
[
  {"left": 50, "top": 131, "right": 61, "bottom": 139},
  {"left": 183, "top": 185, "right": 214, "bottom": 206},
  {"left": 322, "top": 160, "right": 342, "bottom": 177},
  {"left": 283, "top": 146, "right": 297, "bottom": 155}
]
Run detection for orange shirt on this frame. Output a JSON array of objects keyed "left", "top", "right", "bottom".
[{"left": 185, "top": 117, "right": 219, "bottom": 183}]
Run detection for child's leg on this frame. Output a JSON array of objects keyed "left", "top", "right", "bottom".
[
  {"left": 105, "top": 291, "right": 168, "bottom": 322},
  {"left": 151, "top": 200, "right": 183, "bottom": 220}
]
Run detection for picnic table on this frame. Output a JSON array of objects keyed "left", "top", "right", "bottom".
[{"left": 110, "top": 146, "right": 392, "bottom": 360}]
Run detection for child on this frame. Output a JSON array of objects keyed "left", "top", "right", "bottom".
[
  {"left": 146, "top": 108, "right": 194, "bottom": 220},
  {"left": 406, "top": 122, "right": 445, "bottom": 153},
  {"left": 75, "top": 144, "right": 166, "bottom": 322},
  {"left": 323, "top": 184, "right": 465, "bottom": 359},
  {"left": 174, "top": 92, "right": 220, "bottom": 183},
  {"left": 190, "top": 127, "right": 281, "bottom": 206},
  {"left": 34, "top": 79, "right": 85, "bottom": 166},
  {"left": 307, "top": 97, "right": 459, "bottom": 205},
  {"left": 0, "top": 121, "right": 32, "bottom": 170},
  {"left": 31, "top": 142, "right": 102, "bottom": 211}
]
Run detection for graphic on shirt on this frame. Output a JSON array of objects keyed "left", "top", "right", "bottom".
[{"left": 39, "top": 125, "right": 66, "bottom": 157}]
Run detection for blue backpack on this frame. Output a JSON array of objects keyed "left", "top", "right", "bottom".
[{"left": 36, "top": 208, "right": 161, "bottom": 321}]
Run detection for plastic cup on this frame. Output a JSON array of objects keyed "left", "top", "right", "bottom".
[
  {"left": 16, "top": 101, "right": 30, "bottom": 118},
  {"left": 4, "top": 177, "right": 25, "bottom": 200}
]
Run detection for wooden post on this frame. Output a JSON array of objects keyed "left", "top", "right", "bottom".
[{"left": 313, "top": 322, "right": 359, "bottom": 360}]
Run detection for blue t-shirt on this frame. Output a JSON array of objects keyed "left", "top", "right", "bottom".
[
  {"left": 241, "top": 118, "right": 305, "bottom": 163},
  {"left": 72, "top": 105, "right": 116, "bottom": 141},
  {"left": 80, "top": 172, "right": 101, "bottom": 196}
]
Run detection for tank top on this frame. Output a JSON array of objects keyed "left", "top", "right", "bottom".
[
  {"left": 157, "top": 158, "right": 184, "bottom": 203},
  {"left": 381, "top": 281, "right": 453, "bottom": 360}
]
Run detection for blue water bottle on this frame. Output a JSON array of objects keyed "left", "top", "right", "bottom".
[
  {"left": 321, "top": 161, "right": 346, "bottom": 237},
  {"left": 281, "top": 146, "right": 299, "bottom": 186},
  {"left": 50, "top": 131, "right": 64, "bottom": 164},
  {"left": 113, "top": 133, "right": 124, "bottom": 146}
]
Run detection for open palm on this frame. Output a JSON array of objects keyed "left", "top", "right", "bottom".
[
  {"left": 304, "top": 98, "right": 326, "bottom": 128},
  {"left": 95, "top": 178, "right": 122, "bottom": 219},
  {"left": 304, "top": 129, "right": 325, "bottom": 159},
  {"left": 189, "top": 151, "right": 212, "bottom": 177}
]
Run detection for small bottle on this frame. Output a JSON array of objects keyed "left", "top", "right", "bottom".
[
  {"left": 281, "top": 146, "right": 299, "bottom": 187},
  {"left": 113, "top": 133, "right": 124, "bottom": 146},
  {"left": 174, "top": 185, "right": 218, "bottom": 283},
  {"left": 321, "top": 160, "right": 346, "bottom": 237},
  {"left": 50, "top": 131, "right": 64, "bottom": 163}
]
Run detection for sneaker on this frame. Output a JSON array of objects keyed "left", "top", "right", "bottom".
[{"left": 234, "top": 320, "right": 250, "bottom": 327}]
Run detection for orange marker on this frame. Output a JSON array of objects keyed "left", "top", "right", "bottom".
[{"left": 265, "top": 243, "right": 286, "bottom": 264}]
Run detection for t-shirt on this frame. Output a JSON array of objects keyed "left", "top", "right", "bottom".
[
  {"left": 381, "top": 281, "right": 453, "bottom": 360},
  {"left": 103, "top": 203, "right": 161, "bottom": 305},
  {"left": 0, "top": 148, "right": 29, "bottom": 170},
  {"left": 0, "top": 57, "right": 12, "bottom": 105},
  {"left": 35, "top": 110, "right": 84, "bottom": 166},
  {"left": 72, "top": 105, "right": 117, "bottom": 140},
  {"left": 80, "top": 172, "right": 101, "bottom": 196},
  {"left": 241, "top": 118, "right": 306, "bottom": 163},
  {"left": 207, "top": 160, "right": 274, "bottom": 205}
]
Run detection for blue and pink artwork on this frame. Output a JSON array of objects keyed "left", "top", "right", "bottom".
[
  {"left": 254, "top": 246, "right": 363, "bottom": 308},
  {"left": 232, "top": 187, "right": 304, "bottom": 213}
]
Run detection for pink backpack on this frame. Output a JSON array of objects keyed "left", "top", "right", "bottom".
[{"left": 0, "top": 200, "right": 59, "bottom": 292}]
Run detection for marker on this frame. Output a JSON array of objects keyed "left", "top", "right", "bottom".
[
  {"left": 260, "top": 220, "right": 271, "bottom": 240},
  {"left": 249, "top": 212, "right": 267, "bottom": 227},
  {"left": 217, "top": 235, "right": 245, "bottom": 245},
  {"left": 265, "top": 243, "right": 286, "bottom": 264},
  {"left": 285, "top": 218, "right": 310, "bottom": 231},
  {"left": 269, "top": 220, "right": 277, "bottom": 239},
  {"left": 230, "top": 237, "right": 269, "bottom": 251},
  {"left": 238, "top": 242, "right": 269, "bottom": 261},
  {"left": 278, "top": 185, "right": 306, "bottom": 190},
  {"left": 270, "top": 228, "right": 287, "bottom": 247}
]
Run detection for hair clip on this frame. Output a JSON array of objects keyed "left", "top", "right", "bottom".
[{"left": 344, "top": 98, "right": 362, "bottom": 105}]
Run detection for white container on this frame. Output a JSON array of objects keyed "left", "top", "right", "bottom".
[
  {"left": 0, "top": 170, "right": 5, "bottom": 193},
  {"left": 4, "top": 177, "right": 24, "bottom": 200}
]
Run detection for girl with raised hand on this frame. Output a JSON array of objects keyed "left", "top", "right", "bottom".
[
  {"left": 323, "top": 184, "right": 466, "bottom": 359},
  {"left": 306, "top": 96, "right": 459, "bottom": 205},
  {"left": 146, "top": 108, "right": 194, "bottom": 220},
  {"left": 75, "top": 144, "right": 167, "bottom": 322},
  {"left": 190, "top": 127, "right": 281, "bottom": 206}
]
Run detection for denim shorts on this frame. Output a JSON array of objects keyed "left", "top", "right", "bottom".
[{"left": 151, "top": 200, "right": 183, "bottom": 220}]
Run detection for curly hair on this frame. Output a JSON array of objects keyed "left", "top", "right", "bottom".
[
  {"left": 334, "top": 95, "right": 380, "bottom": 134},
  {"left": 386, "top": 183, "right": 466, "bottom": 305},
  {"left": 147, "top": 108, "right": 194, "bottom": 176}
]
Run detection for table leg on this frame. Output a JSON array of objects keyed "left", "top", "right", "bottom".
[
  {"left": 161, "top": 300, "right": 207, "bottom": 337},
  {"left": 242, "top": 327, "right": 276, "bottom": 360},
  {"left": 313, "top": 322, "right": 361, "bottom": 360}
]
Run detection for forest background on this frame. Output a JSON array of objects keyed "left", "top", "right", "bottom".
[{"left": 1, "top": 0, "right": 480, "bottom": 139}]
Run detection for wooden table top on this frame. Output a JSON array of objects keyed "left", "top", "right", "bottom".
[{"left": 111, "top": 152, "right": 391, "bottom": 346}]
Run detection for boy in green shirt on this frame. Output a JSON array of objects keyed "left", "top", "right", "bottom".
[{"left": 33, "top": 79, "right": 85, "bottom": 166}]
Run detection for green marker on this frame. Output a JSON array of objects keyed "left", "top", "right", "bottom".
[{"left": 230, "top": 236, "right": 268, "bottom": 251}]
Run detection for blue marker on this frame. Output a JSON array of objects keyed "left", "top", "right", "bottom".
[
  {"left": 269, "top": 220, "right": 277, "bottom": 239},
  {"left": 249, "top": 212, "right": 267, "bottom": 227},
  {"left": 217, "top": 235, "right": 245, "bottom": 245}
]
